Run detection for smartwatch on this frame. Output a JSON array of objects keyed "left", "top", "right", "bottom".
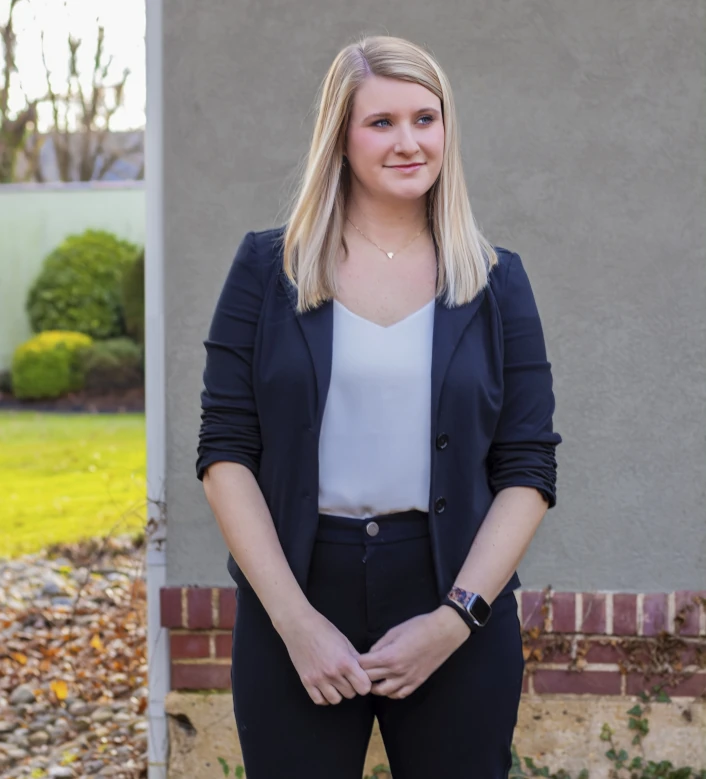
[{"left": 442, "top": 586, "right": 492, "bottom": 633}]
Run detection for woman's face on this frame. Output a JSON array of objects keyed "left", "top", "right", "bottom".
[{"left": 344, "top": 75, "right": 445, "bottom": 205}]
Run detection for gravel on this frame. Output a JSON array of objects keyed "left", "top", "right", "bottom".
[{"left": 0, "top": 536, "right": 148, "bottom": 778}]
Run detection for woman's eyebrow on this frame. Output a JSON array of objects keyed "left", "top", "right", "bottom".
[{"left": 362, "top": 107, "right": 441, "bottom": 122}]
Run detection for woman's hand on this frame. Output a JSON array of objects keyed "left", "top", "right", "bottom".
[
  {"left": 276, "top": 607, "right": 373, "bottom": 706},
  {"left": 357, "top": 606, "right": 471, "bottom": 699}
]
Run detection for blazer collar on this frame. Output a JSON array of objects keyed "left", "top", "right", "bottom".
[{"left": 279, "top": 271, "right": 486, "bottom": 427}]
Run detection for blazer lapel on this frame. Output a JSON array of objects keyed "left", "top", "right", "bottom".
[
  {"left": 280, "top": 272, "right": 333, "bottom": 427},
  {"left": 430, "top": 290, "right": 486, "bottom": 420}
]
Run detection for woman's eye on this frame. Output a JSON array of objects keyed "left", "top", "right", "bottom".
[{"left": 372, "top": 115, "right": 434, "bottom": 128}]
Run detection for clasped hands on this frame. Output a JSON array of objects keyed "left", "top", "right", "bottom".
[{"left": 281, "top": 605, "right": 471, "bottom": 707}]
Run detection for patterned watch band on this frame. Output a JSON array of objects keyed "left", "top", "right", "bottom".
[{"left": 448, "top": 585, "right": 476, "bottom": 610}]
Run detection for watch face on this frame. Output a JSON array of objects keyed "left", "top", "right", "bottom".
[{"left": 467, "top": 594, "right": 492, "bottom": 625}]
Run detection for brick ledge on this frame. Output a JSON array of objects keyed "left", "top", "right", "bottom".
[{"left": 160, "top": 587, "right": 706, "bottom": 694}]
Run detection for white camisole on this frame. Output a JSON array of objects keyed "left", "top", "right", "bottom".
[{"left": 318, "top": 297, "right": 435, "bottom": 519}]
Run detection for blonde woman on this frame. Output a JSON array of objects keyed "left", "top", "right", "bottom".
[{"left": 197, "top": 34, "right": 561, "bottom": 779}]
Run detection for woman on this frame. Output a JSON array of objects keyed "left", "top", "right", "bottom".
[{"left": 196, "top": 34, "right": 561, "bottom": 779}]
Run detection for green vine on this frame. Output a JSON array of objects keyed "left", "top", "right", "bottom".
[{"left": 510, "top": 688, "right": 705, "bottom": 778}]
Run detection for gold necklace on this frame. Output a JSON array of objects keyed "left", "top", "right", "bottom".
[{"left": 346, "top": 217, "right": 426, "bottom": 260}]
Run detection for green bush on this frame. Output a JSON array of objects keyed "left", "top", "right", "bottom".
[
  {"left": 122, "top": 249, "right": 145, "bottom": 345},
  {"left": 81, "top": 337, "right": 144, "bottom": 393},
  {"left": 11, "top": 331, "right": 93, "bottom": 399},
  {"left": 26, "top": 229, "right": 141, "bottom": 339}
]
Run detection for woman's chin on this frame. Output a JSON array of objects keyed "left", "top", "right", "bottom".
[{"left": 378, "top": 183, "right": 432, "bottom": 202}]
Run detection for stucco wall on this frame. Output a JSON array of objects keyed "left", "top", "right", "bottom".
[{"left": 163, "top": 1, "right": 706, "bottom": 590}]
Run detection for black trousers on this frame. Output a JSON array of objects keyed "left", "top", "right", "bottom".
[{"left": 231, "top": 510, "right": 525, "bottom": 778}]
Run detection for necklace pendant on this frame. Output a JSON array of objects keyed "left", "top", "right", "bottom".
[{"left": 386, "top": 251, "right": 394, "bottom": 259}]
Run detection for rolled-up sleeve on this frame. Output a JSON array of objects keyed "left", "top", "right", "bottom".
[
  {"left": 196, "top": 231, "right": 263, "bottom": 482},
  {"left": 487, "top": 252, "right": 562, "bottom": 507}
]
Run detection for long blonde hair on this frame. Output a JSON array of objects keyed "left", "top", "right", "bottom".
[{"left": 281, "top": 34, "right": 498, "bottom": 313}]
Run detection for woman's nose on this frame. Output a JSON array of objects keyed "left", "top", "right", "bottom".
[{"left": 394, "top": 123, "right": 420, "bottom": 154}]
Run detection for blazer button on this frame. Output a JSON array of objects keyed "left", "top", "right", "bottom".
[
  {"left": 436, "top": 433, "right": 449, "bottom": 450},
  {"left": 434, "top": 497, "right": 446, "bottom": 514}
]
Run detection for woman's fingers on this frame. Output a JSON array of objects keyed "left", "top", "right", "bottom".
[
  {"left": 331, "top": 674, "right": 358, "bottom": 700},
  {"left": 308, "top": 686, "right": 329, "bottom": 706},
  {"left": 319, "top": 681, "right": 343, "bottom": 705},
  {"left": 361, "top": 666, "right": 388, "bottom": 682},
  {"left": 345, "top": 664, "right": 373, "bottom": 696},
  {"left": 309, "top": 665, "right": 368, "bottom": 705},
  {"left": 388, "top": 684, "right": 415, "bottom": 700},
  {"left": 370, "top": 676, "right": 406, "bottom": 697}
]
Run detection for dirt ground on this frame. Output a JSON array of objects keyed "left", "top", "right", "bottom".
[{"left": 0, "top": 387, "right": 145, "bottom": 414}]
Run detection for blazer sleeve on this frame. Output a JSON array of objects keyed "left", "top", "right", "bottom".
[
  {"left": 487, "top": 251, "right": 562, "bottom": 507},
  {"left": 195, "top": 231, "right": 263, "bottom": 482}
]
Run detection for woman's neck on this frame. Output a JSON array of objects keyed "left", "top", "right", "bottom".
[{"left": 345, "top": 195, "right": 429, "bottom": 244}]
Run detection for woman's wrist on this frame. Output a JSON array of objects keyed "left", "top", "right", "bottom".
[
  {"left": 269, "top": 593, "right": 318, "bottom": 635},
  {"left": 435, "top": 604, "right": 472, "bottom": 642}
]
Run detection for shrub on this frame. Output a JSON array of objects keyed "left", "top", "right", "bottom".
[
  {"left": 26, "top": 229, "right": 141, "bottom": 339},
  {"left": 121, "top": 249, "right": 145, "bottom": 345},
  {"left": 0, "top": 369, "right": 11, "bottom": 394},
  {"left": 11, "top": 331, "right": 93, "bottom": 399},
  {"left": 81, "top": 337, "right": 144, "bottom": 393}
]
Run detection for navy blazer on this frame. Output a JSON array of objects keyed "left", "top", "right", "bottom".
[{"left": 196, "top": 226, "right": 561, "bottom": 601}]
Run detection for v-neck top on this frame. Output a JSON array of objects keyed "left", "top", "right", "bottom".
[{"left": 318, "top": 298, "right": 435, "bottom": 519}]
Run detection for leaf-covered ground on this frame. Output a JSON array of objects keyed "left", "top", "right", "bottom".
[{"left": 0, "top": 535, "right": 148, "bottom": 778}]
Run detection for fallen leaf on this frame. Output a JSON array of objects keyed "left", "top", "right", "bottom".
[
  {"left": 90, "top": 634, "right": 105, "bottom": 651},
  {"left": 50, "top": 679, "right": 69, "bottom": 700}
]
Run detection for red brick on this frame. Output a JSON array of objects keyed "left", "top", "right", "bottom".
[
  {"left": 218, "top": 588, "right": 237, "bottom": 629},
  {"left": 533, "top": 670, "right": 621, "bottom": 695},
  {"left": 679, "top": 643, "right": 701, "bottom": 667},
  {"left": 215, "top": 633, "right": 232, "bottom": 658},
  {"left": 552, "top": 592, "right": 576, "bottom": 633},
  {"left": 613, "top": 594, "right": 637, "bottom": 636},
  {"left": 170, "top": 633, "right": 210, "bottom": 659},
  {"left": 527, "top": 636, "right": 572, "bottom": 663},
  {"left": 521, "top": 591, "right": 546, "bottom": 630},
  {"left": 171, "top": 663, "right": 231, "bottom": 690},
  {"left": 580, "top": 593, "right": 606, "bottom": 635},
  {"left": 626, "top": 673, "right": 706, "bottom": 698},
  {"left": 522, "top": 674, "right": 529, "bottom": 694},
  {"left": 160, "top": 587, "right": 183, "bottom": 628},
  {"left": 675, "top": 591, "right": 702, "bottom": 637},
  {"left": 643, "top": 593, "right": 668, "bottom": 636},
  {"left": 584, "top": 640, "right": 627, "bottom": 664},
  {"left": 187, "top": 588, "right": 213, "bottom": 629}
]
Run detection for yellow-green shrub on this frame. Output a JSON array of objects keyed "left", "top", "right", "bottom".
[{"left": 11, "top": 331, "right": 93, "bottom": 399}]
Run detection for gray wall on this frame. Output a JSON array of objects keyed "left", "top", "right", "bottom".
[{"left": 163, "top": 0, "right": 706, "bottom": 590}]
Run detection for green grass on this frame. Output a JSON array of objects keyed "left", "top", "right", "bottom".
[{"left": 0, "top": 411, "right": 146, "bottom": 559}]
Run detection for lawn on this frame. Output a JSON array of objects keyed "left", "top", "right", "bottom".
[{"left": 0, "top": 411, "right": 146, "bottom": 558}]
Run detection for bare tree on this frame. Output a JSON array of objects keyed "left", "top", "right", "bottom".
[
  {"left": 0, "top": 0, "right": 42, "bottom": 183},
  {"left": 39, "top": 23, "right": 143, "bottom": 181}
]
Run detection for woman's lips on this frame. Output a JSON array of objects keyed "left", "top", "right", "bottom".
[{"left": 388, "top": 163, "right": 425, "bottom": 171}]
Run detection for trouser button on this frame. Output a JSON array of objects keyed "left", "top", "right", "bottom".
[{"left": 366, "top": 521, "right": 379, "bottom": 537}]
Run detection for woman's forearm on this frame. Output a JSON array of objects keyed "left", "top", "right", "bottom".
[
  {"left": 451, "top": 486, "right": 548, "bottom": 605},
  {"left": 202, "top": 461, "right": 314, "bottom": 633}
]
